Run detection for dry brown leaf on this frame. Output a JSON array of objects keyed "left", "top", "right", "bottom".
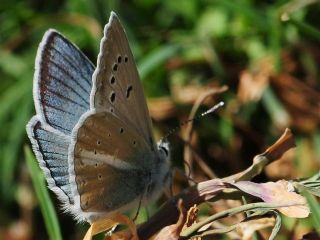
[
  {"left": 271, "top": 73, "right": 320, "bottom": 133},
  {"left": 154, "top": 199, "right": 186, "bottom": 240},
  {"left": 83, "top": 213, "right": 138, "bottom": 240},
  {"left": 232, "top": 180, "right": 310, "bottom": 218},
  {"left": 236, "top": 216, "right": 275, "bottom": 240},
  {"left": 84, "top": 219, "right": 117, "bottom": 240},
  {"left": 265, "top": 149, "right": 297, "bottom": 179},
  {"left": 105, "top": 231, "right": 131, "bottom": 240},
  {"left": 5, "top": 220, "right": 31, "bottom": 240},
  {"left": 185, "top": 204, "right": 198, "bottom": 228},
  {"left": 302, "top": 231, "right": 320, "bottom": 240},
  {"left": 263, "top": 128, "right": 296, "bottom": 162},
  {"left": 148, "top": 97, "right": 176, "bottom": 121},
  {"left": 238, "top": 57, "right": 274, "bottom": 104},
  {"left": 137, "top": 179, "right": 226, "bottom": 239},
  {"left": 172, "top": 83, "right": 223, "bottom": 105}
]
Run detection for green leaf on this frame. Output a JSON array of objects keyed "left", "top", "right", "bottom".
[
  {"left": 24, "top": 146, "right": 62, "bottom": 240},
  {"left": 262, "top": 87, "right": 290, "bottom": 129},
  {"left": 301, "top": 185, "right": 320, "bottom": 198},
  {"left": 138, "top": 44, "right": 180, "bottom": 80},
  {"left": 304, "top": 190, "right": 320, "bottom": 233},
  {"left": 287, "top": 18, "right": 320, "bottom": 41},
  {"left": 0, "top": 77, "right": 31, "bottom": 124},
  {"left": 268, "top": 8, "right": 282, "bottom": 72}
]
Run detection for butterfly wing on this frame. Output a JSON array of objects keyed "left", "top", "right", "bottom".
[
  {"left": 27, "top": 30, "right": 94, "bottom": 207},
  {"left": 34, "top": 29, "right": 94, "bottom": 134},
  {"left": 69, "top": 110, "right": 154, "bottom": 218},
  {"left": 90, "top": 12, "right": 156, "bottom": 152},
  {"left": 68, "top": 13, "right": 165, "bottom": 221},
  {"left": 27, "top": 116, "right": 73, "bottom": 204}
]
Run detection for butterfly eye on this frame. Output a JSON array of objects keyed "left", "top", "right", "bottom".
[{"left": 160, "top": 146, "right": 169, "bottom": 156}]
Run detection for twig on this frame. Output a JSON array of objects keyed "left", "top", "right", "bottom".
[
  {"left": 184, "top": 86, "right": 228, "bottom": 183},
  {"left": 177, "top": 136, "right": 216, "bottom": 179}
]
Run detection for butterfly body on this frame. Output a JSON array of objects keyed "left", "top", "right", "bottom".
[{"left": 27, "top": 12, "right": 170, "bottom": 223}]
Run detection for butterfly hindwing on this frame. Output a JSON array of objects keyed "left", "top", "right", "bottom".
[
  {"left": 69, "top": 110, "right": 154, "bottom": 213},
  {"left": 26, "top": 116, "right": 73, "bottom": 204},
  {"left": 34, "top": 29, "right": 94, "bottom": 134},
  {"left": 91, "top": 12, "right": 156, "bottom": 152}
]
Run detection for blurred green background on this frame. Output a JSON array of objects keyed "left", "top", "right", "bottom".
[{"left": 1, "top": 0, "right": 320, "bottom": 239}]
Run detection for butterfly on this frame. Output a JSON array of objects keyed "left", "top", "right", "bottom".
[{"left": 26, "top": 11, "right": 171, "bottom": 223}]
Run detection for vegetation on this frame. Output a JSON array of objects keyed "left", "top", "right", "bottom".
[{"left": 1, "top": 0, "right": 320, "bottom": 239}]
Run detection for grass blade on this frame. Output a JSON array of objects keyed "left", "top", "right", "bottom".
[
  {"left": 269, "top": 211, "right": 282, "bottom": 240},
  {"left": 138, "top": 44, "right": 180, "bottom": 80},
  {"left": 0, "top": 95, "right": 32, "bottom": 200},
  {"left": 304, "top": 190, "right": 320, "bottom": 233},
  {"left": 287, "top": 18, "right": 320, "bottom": 41},
  {"left": 262, "top": 87, "right": 290, "bottom": 128},
  {"left": 24, "top": 146, "right": 62, "bottom": 240}
]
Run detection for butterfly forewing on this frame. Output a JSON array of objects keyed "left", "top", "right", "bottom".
[
  {"left": 91, "top": 13, "right": 156, "bottom": 152},
  {"left": 35, "top": 30, "right": 94, "bottom": 134},
  {"left": 71, "top": 111, "right": 153, "bottom": 212}
]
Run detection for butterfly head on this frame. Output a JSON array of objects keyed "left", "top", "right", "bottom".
[
  {"left": 157, "top": 138, "right": 171, "bottom": 186},
  {"left": 143, "top": 138, "right": 171, "bottom": 201},
  {"left": 158, "top": 138, "right": 170, "bottom": 164}
]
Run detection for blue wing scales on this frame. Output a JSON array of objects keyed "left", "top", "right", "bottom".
[{"left": 34, "top": 29, "right": 94, "bottom": 134}]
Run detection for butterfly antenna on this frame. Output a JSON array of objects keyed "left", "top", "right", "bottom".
[{"left": 162, "top": 101, "right": 225, "bottom": 141}]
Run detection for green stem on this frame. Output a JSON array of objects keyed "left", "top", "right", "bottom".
[{"left": 181, "top": 202, "right": 290, "bottom": 238}]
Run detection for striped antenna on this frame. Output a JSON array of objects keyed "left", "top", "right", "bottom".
[{"left": 162, "top": 101, "right": 224, "bottom": 141}]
